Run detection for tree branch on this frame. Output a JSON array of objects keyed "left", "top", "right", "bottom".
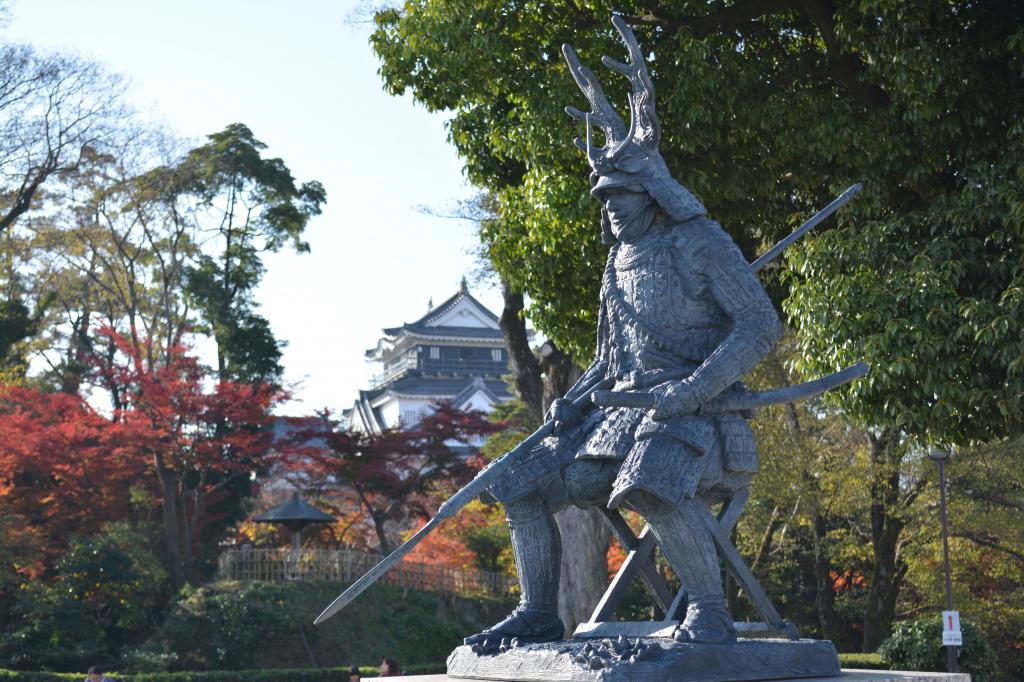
[
  {"left": 623, "top": 0, "right": 890, "bottom": 110},
  {"left": 624, "top": 0, "right": 803, "bottom": 38},
  {"left": 954, "top": 530, "right": 1024, "bottom": 565},
  {"left": 802, "top": 0, "right": 890, "bottom": 109}
]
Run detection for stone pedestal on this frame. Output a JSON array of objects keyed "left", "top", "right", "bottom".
[
  {"left": 446, "top": 637, "right": 842, "bottom": 682},
  {"left": 367, "top": 672, "right": 970, "bottom": 682}
]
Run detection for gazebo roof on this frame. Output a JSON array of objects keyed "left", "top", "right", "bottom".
[{"left": 252, "top": 492, "right": 334, "bottom": 525}]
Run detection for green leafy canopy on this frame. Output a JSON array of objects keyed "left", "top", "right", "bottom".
[{"left": 371, "top": 1, "right": 1024, "bottom": 446}]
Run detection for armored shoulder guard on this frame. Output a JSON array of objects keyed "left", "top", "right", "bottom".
[{"left": 671, "top": 217, "right": 783, "bottom": 406}]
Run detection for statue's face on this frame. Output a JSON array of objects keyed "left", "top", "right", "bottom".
[{"left": 600, "top": 186, "right": 656, "bottom": 240}]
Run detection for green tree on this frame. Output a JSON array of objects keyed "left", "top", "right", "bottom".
[
  {"left": 371, "top": 0, "right": 1024, "bottom": 649},
  {"left": 24, "top": 140, "right": 197, "bottom": 396},
  {"left": 0, "top": 523, "right": 168, "bottom": 672},
  {"left": 163, "top": 123, "right": 326, "bottom": 383},
  {"left": 740, "top": 341, "right": 873, "bottom": 648},
  {"left": 904, "top": 438, "right": 1024, "bottom": 679},
  {"left": 880, "top": 617, "right": 996, "bottom": 679},
  {"left": 0, "top": 44, "right": 127, "bottom": 374}
]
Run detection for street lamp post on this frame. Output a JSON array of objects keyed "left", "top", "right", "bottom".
[{"left": 928, "top": 448, "right": 957, "bottom": 674}]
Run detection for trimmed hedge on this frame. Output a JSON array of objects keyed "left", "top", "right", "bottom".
[
  {"left": 838, "top": 652, "right": 885, "bottom": 669},
  {"left": 0, "top": 663, "right": 445, "bottom": 680}
]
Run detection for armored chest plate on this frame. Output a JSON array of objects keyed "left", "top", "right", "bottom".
[{"left": 605, "top": 225, "right": 728, "bottom": 372}]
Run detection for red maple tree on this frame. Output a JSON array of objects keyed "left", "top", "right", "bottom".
[
  {"left": 0, "top": 329, "right": 281, "bottom": 588},
  {"left": 278, "top": 401, "right": 501, "bottom": 554},
  {"left": 97, "top": 329, "right": 280, "bottom": 586},
  {"left": 0, "top": 386, "right": 140, "bottom": 570}
]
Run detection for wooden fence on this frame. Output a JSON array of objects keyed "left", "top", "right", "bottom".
[{"left": 217, "top": 547, "right": 517, "bottom": 598}]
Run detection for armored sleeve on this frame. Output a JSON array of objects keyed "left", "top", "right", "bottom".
[{"left": 678, "top": 220, "right": 782, "bottom": 405}]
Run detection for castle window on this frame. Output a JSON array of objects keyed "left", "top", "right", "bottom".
[
  {"left": 491, "top": 348, "right": 503, "bottom": 362},
  {"left": 429, "top": 346, "right": 440, "bottom": 359}
]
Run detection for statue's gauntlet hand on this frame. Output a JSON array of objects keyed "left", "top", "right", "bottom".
[
  {"left": 547, "top": 398, "right": 583, "bottom": 435},
  {"left": 651, "top": 380, "right": 702, "bottom": 421}
]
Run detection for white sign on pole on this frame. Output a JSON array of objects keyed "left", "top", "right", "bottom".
[{"left": 942, "top": 610, "right": 962, "bottom": 647}]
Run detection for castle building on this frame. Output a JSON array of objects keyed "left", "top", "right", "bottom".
[{"left": 344, "top": 280, "right": 517, "bottom": 434}]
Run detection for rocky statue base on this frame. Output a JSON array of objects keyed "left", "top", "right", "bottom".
[{"left": 447, "top": 636, "right": 841, "bottom": 682}]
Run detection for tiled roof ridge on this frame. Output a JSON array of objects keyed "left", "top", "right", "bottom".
[{"left": 411, "top": 288, "right": 500, "bottom": 328}]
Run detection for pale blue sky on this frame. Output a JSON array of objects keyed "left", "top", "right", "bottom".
[{"left": 4, "top": 0, "right": 505, "bottom": 413}]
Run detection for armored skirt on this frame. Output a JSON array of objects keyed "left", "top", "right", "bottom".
[{"left": 487, "top": 404, "right": 757, "bottom": 512}]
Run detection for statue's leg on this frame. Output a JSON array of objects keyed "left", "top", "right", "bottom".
[
  {"left": 465, "top": 458, "right": 619, "bottom": 648},
  {"left": 629, "top": 490, "right": 736, "bottom": 644},
  {"left": 464, "top": 491, "right": 564, "bottom": 647}
]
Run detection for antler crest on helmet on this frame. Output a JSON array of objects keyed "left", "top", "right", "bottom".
[{"left": 562, "top": 15, "right": 662, "bottom": 172}]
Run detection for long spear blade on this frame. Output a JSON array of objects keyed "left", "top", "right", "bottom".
[
  {"left": 751, "top": 183, "right": 862, "bottom": 272},
  {"left": 314, "top": 377, "right": 612, "bottom": 624},
  {"left": 314, "top": 513, "right": 444, "bottom": 624}
]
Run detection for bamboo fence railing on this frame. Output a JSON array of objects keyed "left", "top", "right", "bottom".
[{"left": 217, "top": 547, "right": 516, "bottom": 599}]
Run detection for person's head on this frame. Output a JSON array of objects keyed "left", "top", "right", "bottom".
[
  {"left": 347, "top": 664, "right": 361, "bottom": 681},
  {"left": 380, "top": 658, "right": 399, "bottom": 676},
  {"left": 86, "top": 666, "right": 103, "bottom": 681},
  {"left": 566, "top": 17, "right": 706, "bottom": 244},
  {"left": 593, "top": 182, "right": 658, "bottom": 242}
]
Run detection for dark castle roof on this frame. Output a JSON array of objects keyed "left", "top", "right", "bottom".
[
  {"left": 352, "top": 376, "right": 511, "bottom": 434},
  {"left": 367, "top": 288, "right": 503, "bottom": 356},
  {"left": 381, "top": 323, "right": 504, "bottom": 340},
  {"left": 412, "top": 286, "right": 500, "bottom": 327},
  {"left": 387, "top": 375, "right": 511, "bottom": 400}
]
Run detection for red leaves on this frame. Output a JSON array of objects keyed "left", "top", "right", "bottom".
[
  {"left": 0, "top": 386, "right": 138, "bottom": 555},
  {"left": 275, "top": 401, "right": 501, "bottom": 553},
  {"left": 0, "top": 328, "right": 281, "bottom": 574},
  {"left": 94, "top": 327, "right": 278, "bottom": 475}
]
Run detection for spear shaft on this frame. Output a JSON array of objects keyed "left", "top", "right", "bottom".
[
  {"left": 315, "top": 184, "right": 863, "bottom": 624},
  {"left": 751, "top": 183, "right": 862, "bottom": 272},
  {"left": 314, "top": 376, "right": 612, "bottom": 625}
]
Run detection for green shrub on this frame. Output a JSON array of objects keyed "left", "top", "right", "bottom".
[
  {"left": 0, "top": 524, "right": 168, "bottom": 672},
  {"left": 128, "top": 581, "right": 514, "bottom": 672},
  {"left": 880, "top": 616, "right": 996, "bottom": 679},
  {"left": 132, "top": 583, "right": 290, "bottom": 672}
]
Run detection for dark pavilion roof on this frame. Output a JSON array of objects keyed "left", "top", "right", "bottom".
[{"left": 253, "top": 492, "right": 335, "bottom": 525}]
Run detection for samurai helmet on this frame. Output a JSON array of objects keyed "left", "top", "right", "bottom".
[{"left": 563, "top": 16, "right": 705, "bottom": 242}]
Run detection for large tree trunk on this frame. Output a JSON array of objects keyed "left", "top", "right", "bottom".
[
  {"left": 544, "top": 353, "right": 609, "bottom": 635},
  {"left": 862, "top": 431, "right": 906, "bottom": 651},
  {"left": 496, "top": 276, "right": 610, "bottom": 636},
  {"left": 555, "top": 506, "right": 610, "bottom": 635},
  {"left": 60, "top": 304, "right": 91, "bottom": 395},
  {"left": 499, "top": 279, "right": 543, "bottom": 424},
  {"left": 181, "top": 488, "right": 195, "bottom": 585},
  {"left": 812, "top": 512, "right": 837, "bottom": 641},
  {"left": 155, "top": 456, "right": 184, "bottom": 589}
]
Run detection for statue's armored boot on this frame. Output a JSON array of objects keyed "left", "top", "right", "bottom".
[
  {"left": 464, "top": 496, "right": 564, "bottom": 651},
  {"left": 636, "top": 495, "right": 737, "bottom": 645}
]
